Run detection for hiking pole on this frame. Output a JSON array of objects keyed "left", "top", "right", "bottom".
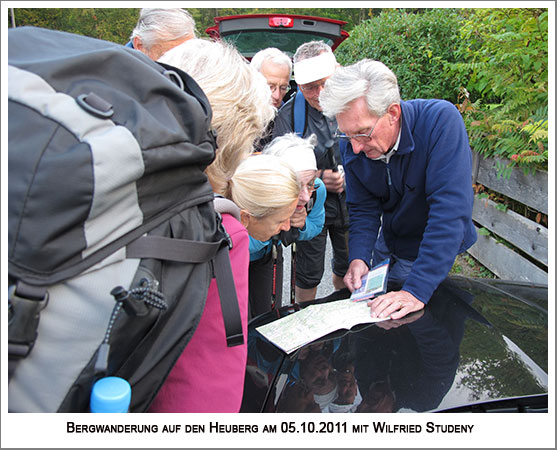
[
  {"left": 326, "top": 140, "right": 349, "bottom": 249},
  {"left": 270, "top": 236, "right": 279, "bottom": 310},
  {"left": 290, "top": 241, "right": 297, "bottom": 304}
]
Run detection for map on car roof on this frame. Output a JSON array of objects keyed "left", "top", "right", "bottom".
[{"left": 255, "top": 297, "right": 389, "bottom": 354}]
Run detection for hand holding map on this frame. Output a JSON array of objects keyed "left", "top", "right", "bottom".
[{"left": 350, "top": 259, "right": 390, "bottom": 302}]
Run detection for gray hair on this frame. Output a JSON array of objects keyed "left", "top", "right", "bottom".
[
  {"left": 251, "top": 47, "right": 292, "bottom": 74},
  {"left": 262, "top": 133, "right": 317, "bottom": 160},
  {"left": 293, "top": 40, "right": 332, "bottom": 63},
  {"left": 130, "top": 8, "right": 196, "bottom": 49},
  {"left": 320, "top": 59, "right": 401, "bottom": 119}
]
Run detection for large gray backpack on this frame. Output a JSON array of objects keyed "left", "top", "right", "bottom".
[{"left": 8, "top": 26, "right": 243, "bottom": 412}]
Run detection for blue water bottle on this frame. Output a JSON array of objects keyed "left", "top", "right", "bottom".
[{"left": 90, "top": 376, "right": 131, "bottom": 413}]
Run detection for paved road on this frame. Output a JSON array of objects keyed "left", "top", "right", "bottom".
[{"left": 280, "top": 236, "right": 335, "bottom": 306}]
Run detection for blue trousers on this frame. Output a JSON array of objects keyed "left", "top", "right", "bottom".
[{"left": 371, "top": 231, "right": 414, "bottom": 284}]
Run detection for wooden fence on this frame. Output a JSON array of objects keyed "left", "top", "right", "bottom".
[{"left": 468, "top": 154, "right": 549, "bottom": 285}]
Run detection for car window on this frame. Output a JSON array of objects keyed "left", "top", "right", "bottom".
[
  {"left": 206, "top": 15, "right": 349, "bottom": 59},
  {"left": 221, "top": 31, "right": 335, "bottom": 59}
]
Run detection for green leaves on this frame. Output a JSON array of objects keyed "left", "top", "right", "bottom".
[
  {"left": 336, "top": 8, "right": 548, "bottom": 173},
  {"left": 335, "top": 8, "right": 464, "bottom": 102},
  {"left": 448, "top": 8, "right": 548, "bottom": 173},
  {"left": 10, "top": 8, "right": 140, "bottom": 44}
]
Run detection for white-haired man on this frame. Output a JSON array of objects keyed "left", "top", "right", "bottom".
[
  {"left": 251, "top": 47, "right": 292, "bottom": 150},
  {"left": 127, "top": 8, "right": 196, "bottom": 60},
  {"left": 319, "top": 59, "right": 477, "bottom": 320},
  {"left": 273, "top": 41, "right": 349, "bottom": 302},
  {"left": 251, "top": 47, "right": 292, "bottom": 109}
]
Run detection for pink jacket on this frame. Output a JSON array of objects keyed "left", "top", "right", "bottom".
[{"left": 149, "top": 214, "right": 250, "bottom": 412}]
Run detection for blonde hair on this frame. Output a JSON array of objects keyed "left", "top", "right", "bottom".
[
  {"left": 159, "top": 39, "right": 275, "bottom": 195},
  {"left": 228, "top": 154, "right": 300, "bottom": 218}
]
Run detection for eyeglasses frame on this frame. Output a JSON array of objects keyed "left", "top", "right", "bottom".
[{"left": 334, "top": 115, "right": 383, "bottom": 143}]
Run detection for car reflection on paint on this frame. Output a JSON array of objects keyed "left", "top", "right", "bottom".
[{"left": 241, "top": 276, "right": 548, "bottom": 413}]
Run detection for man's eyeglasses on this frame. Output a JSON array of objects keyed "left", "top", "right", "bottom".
[
  {"left": 298, "top": 79, "right": 327, "bottom": 94},
  {"left": 268, "top": 84, "right": 291, "bottom": 94},
  {"left": 334, "top": 117, "right": 382, "bottom": 143}
]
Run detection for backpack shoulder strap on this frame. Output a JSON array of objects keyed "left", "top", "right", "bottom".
[
  {"left": 293, "top": 90, "right": 307, "bottom": 137},
  {"left": 126, "top": 233, "right": 244, "bottom": 347},
  {"left": 213, "top": 196, "right": 241, "bottom": 222}
]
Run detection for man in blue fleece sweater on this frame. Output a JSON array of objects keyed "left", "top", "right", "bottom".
[{"left": 319, "top": 59, "right": 477, "bottom": 320}]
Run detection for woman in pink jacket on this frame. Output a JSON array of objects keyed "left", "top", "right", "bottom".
[{"left": 150, "top": 40, "right": 299, "bottom": 412}]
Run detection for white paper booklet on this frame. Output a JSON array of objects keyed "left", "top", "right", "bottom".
[
  {"left": 255, "top": 298, "right": 388, "bottom": 354},
  {"left": 350, "top": 259, "right": 390, "bottom": 302}
]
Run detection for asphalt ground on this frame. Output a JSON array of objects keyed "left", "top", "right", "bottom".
[{"left": 280, "top": 235, "right": 336, "bottom": 306}]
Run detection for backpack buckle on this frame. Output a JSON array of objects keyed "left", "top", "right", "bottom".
[
  {"left": 215, "top": 211, "right": 234, "bottom": 250},
  {"left": 8, "top": 284, "right": 49, "bottom": 359}
]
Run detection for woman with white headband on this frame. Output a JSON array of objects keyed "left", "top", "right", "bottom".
[{"left": 248, "top": 133, "right": 327, "bottom": 317}]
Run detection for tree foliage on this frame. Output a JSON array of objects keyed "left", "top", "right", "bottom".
[
  {"left": 447, "top": 8, "right": 548, "bottom": 174},
  {"left": 8, "top": 7, "right": 377, "bottom": 42},
  {"left": 9, "top": 8, "right": 139, "bottom": 44},
  {"left": 9, "top": 7, "right": 549, "bottom": 173},
  {"left": 334, "top": 8, "right": 464, "bottom": 102}
]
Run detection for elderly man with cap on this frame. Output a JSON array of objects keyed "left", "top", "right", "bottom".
[
  {"left": 273, "top": 41, "right": 349, "bottom": 302},
  {"left": 248, "top": 133, "right": 326, "bottom": 317}
]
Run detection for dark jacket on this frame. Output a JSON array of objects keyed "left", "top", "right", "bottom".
[
  {"left": 273, "top": 94, "right": 346, "bottom": 224},
  {"left": 342, "top": 99, "right": 477, "bottom": 304}
]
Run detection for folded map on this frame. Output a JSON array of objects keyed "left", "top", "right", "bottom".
[{"left": 256, "top": 298, "right": 389, "bottom": 354}]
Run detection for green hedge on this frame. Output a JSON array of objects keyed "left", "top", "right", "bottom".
[
  {"left": 335, "top": 8, "right": 548, "bottom": 174},
  {"left": 9, "top": 8, "right": 139, "bottom": 44},
  {"left": 335, "top": 8, "right": 464, "bottom": 103},
  {"left": 447, "top": 8, "right": 548, "bottom": 175}
]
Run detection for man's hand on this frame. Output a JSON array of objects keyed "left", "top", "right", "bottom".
[
  {"left": 289, "top": 206, "right": 307, "bottom": 229},
  {"left": 367, "top": 290, "right": 425, "bottom": 320},
  {"left": 343, "top": 259, "right": 369, "bottom": 291},
  {"left": 321, "top": 169, "right": 344, "bottom": 194}
]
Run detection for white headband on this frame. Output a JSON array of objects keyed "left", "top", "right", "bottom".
[
  {"left": 327, "top": 387, "right": 363, "bottom": 413},
  {"left": 294, "top": 51, "right": 337, "bottom": 85},
  {"left": 277, "top": 147, "right": 317, "bottom": 173}
]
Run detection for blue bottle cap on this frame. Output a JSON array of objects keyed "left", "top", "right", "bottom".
[{"left": 90, "top": 377, "right": 131, "bottom": 413}]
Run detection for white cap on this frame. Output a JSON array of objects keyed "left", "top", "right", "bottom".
[{"left": 294, "top": 51, "right": 337, "bottom": 85}]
